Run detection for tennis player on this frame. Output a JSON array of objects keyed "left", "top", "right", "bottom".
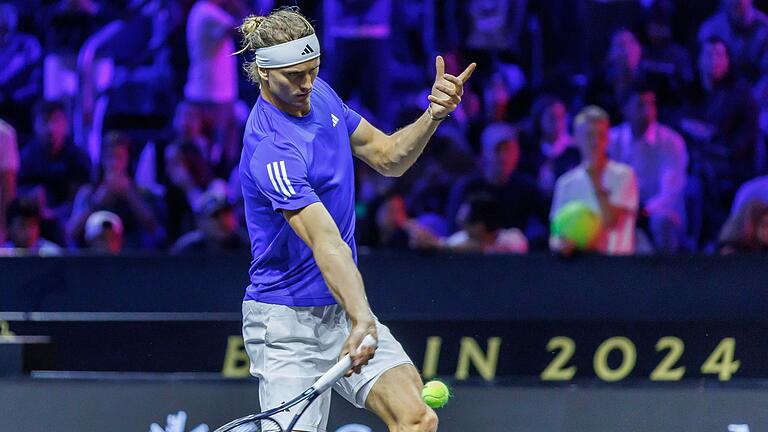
[{"left": 237, "top": 7, "right": 474, "bottom": 432}]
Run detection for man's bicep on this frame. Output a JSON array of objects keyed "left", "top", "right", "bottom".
[
  {"left": 349, "top": 117, "right": 389, "bottom": 169},
  {"left": 284, "top": 202, "right": 343, "bottom": 251}
]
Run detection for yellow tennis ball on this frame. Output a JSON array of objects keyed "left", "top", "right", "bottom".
[{"left": 422, "top": 380, "right": 450, "bottom": 409}]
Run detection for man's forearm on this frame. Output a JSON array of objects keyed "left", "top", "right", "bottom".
[
  {"left": 381, "top": 110, "right": 442, "bottom": 177},
  {"left": 313, "top": 240, "right": 373, "bottom": 324}
]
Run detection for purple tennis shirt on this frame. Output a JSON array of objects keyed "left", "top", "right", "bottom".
[{"left": 239, "top": 77, "right": 362, "bottom": 306}]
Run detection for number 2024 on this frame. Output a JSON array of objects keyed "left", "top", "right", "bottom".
[{"left": 541, "top": 336, "right": 740, "bottom": 382}]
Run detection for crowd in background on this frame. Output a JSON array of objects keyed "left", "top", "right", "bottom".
[{"left": 0, "top": 0, "right": 767, "bottom": 256}]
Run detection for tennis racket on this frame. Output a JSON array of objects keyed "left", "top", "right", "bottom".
[{"left": 214, "top": 334, "right": 378, "bottom": 432}]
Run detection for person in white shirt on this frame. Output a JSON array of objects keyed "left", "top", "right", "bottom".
[
  {"left": 184, "top": 0, "right": 246, "bottom": 172},
  {"left": 550, "top": 105, "right": 639, "bottom": 255},
  {"left": 609, "top": 84, "right": 688, "bottom": 253}
]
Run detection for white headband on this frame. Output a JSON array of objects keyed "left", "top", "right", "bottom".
[{"left": 254, "top": 34, "right": 321, "bottom": 69}]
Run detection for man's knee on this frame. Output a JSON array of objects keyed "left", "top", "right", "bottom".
[{"left": 396, "top": 405, "right": 438, "bottom": 432}]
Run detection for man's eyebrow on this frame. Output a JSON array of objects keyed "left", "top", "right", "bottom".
[{"left": 285, "top": 63, "right": 320, "bottom": 74}]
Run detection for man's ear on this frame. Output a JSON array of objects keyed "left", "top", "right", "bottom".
[{"left": 258, "top": 67, "right": 269, "bottom": 83}]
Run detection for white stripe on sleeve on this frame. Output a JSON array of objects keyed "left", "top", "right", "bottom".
[
  {"left": 266, "top": 163, "right": 287, "bottom": 198},
  {"left": 279, "top": 160, "right": 297, "bottom": 195},
  {"left": 272, "top": 161, "right": 292, "bottom": 197}
]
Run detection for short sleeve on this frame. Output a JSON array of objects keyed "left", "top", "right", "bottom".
[
  {"left": 342, "top": 102, "right": 362, "bottom": 134},
  {"left": 249, "top": 140, "right": 320, "bottom": 212}
]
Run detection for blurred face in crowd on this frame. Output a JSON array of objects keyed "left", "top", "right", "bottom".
[
  {"left": 35, "top": 109, "right": 70, "bottom": 152},
  {"left": 174, "top": 104, "right": 203, "bottom": 140},
  {"left": 725, "top": 0, "right": 753, "bottom": 26},
  {"left": 91, "top": 226, "right": 123, "bottom": 255},
  {"left": 165, "top": 146, "right": 193, "bottom": 188},
  {"left": 575, "top": 118, "right": 610, "bottom": 163},
  {"left": 624, "top": 91, "right": 657, "bottom": 132},
  {"left": 201, "top": 207, "right": 238, "bottom": 242},
  {"left": 540, "top": 101, "right": 568, "bottom": 142},
  {"left": 483, "top": 138, "right": 520, "bottom": 184},
  {"left": 609, "top": 30, "right": 642, "bottom": 72},
  {"left": 103, "top": 143, "right": 130, "bottom": 175},
  {"left": 9, "top": 216, "right": 40, "bottom": 249},
  {"left": 700, "top": 40, "right": 730, "bottom": 84},
  {"left": 456, "top": 202, "right": 488, "bottom": 241},
  {"left": 376, "top": 195, "right": 408, "bottom": 233},
  {"left": 259, "top": 58, "right": 320, "bottom": 116},
  {"left": 647, "top": 19, "right": 672, "bottom": 46}
]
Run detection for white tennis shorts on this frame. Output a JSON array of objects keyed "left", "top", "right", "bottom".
[{"left": 241, "top": 301, "right": 413, "bottom": 432}]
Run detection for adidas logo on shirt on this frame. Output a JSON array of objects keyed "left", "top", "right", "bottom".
[
  {"left": 331, "top": 114, "right": 339, "bottom": 127},
  {"left": 301, "top": 44, "right": 314, "bottom": 55}
]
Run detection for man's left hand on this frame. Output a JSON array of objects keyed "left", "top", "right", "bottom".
[{"left": 428, "top": 56, "right": 476, "bottom": 120}]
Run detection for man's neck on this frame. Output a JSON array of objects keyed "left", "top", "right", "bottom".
[{"left": 586, "top": 156, "right": 608, "bottom": 172}]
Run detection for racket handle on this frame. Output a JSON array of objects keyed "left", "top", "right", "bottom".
[{"left": 313, "top": 334, "right": 377, "bottom": 393}]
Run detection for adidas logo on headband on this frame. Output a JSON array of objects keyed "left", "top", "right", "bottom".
[{"left": 301, "top": 44, "right": 315, "bottom": 55}]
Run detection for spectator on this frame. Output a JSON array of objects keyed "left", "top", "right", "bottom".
[
  {"left": 0, "top": 118, "right": 18, "bottom": 242},
  {"left": 411, "top": 193, "right": 528, "bottom": 254},
  {"left": 43, "top": 0, "right": 112, "bottom": 103},
  {"left": 164, "top": 141, "right": 226, "bottom": 243},
  {"left": 585, "top": 29, "right": 645, "bottom": 123},
  {"left": 698, "top": 0, "right": 768, "bottom": 86},
  {"left": 171, "top": 100, "right": 212, "bottom": 164},
  {"left": 184, "top": 0, "right": 246, "bottom": 174},
  {"left": 170, "top": 190, "right": 248, "bottom": 254},
  {"left": 83, "top": 210, "right": 123, "bottom": 254},
  {"left": 519, "top": 95, "right": 580, "bottom": 195},
  {"left": 642, "top": 0, "right": 694, "bottom": 109},
  {"left": 481, "top": 61, "right": 528, "bottom": 123},
  {"left": 465, "top": 0, "right": 527, "bottom": 54},
  {"left": 67, "top": 133, "right": 160, "bottom": 248},
  {"left": 323, "top": 0, "right": 392, "bottom": 125},
  {"left": 550, "top": 105, "right": 639, "bottom": 255},
  {"left": 719, "top": 200, "right": 768, "bottom": 253},
  {"left": 18, "top": 101, "right": 91, "bottom": 217},
  {"left": 406, "top": 125, "right": 475, "bottom": 218},
  {"left": 0, "top": 3, "right": 42, "bottom": 131},
  {"left": 374, "top": 194, "right": 411, "bottom": 250},
  {"left": 1, "top": 197, "right": 62, "bottom": 255},
  {"left": 446, "top": 122, "right": 546, "bottom": 239},
  {"left": 681, "top": 36, "right": 760, "bottom": 206},
  {"left": 609, "top": 83, "right": 688, "bottom": 253}
]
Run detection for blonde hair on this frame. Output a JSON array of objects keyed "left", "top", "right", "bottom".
[
  {"left": 574, "top": 105, "right": 610, "bottom": 128},
  {"left": 236, "top": 7, "right": 315, "bottom": 84}
]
